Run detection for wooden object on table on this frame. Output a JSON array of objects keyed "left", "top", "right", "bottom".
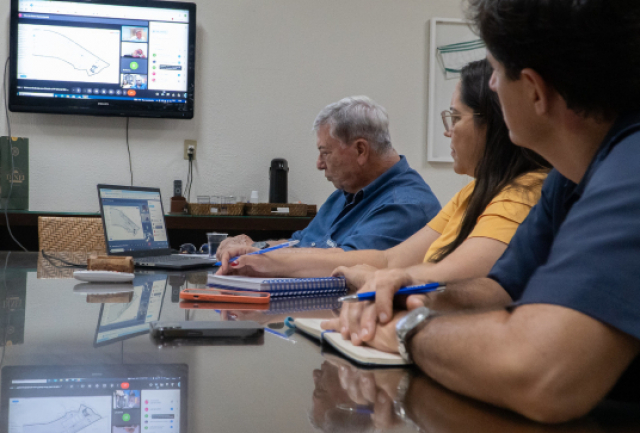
[
  {"left": 38, "top": 216, "right": 106, "bottom": 254},
  {"left": 246, "top": 203, "right": 308, "bottom": 217},
  {"left": 87, "top": 255, "right": 134, "bottom": 273}
]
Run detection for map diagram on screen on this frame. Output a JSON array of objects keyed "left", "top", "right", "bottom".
[
  {"left": 17, "top": 24, "right": 120, "bottom": 83},
  {"left": 9, "top": 397, "right": 110, "bottom": 433},
  {"left": 32, "top": 30, "right": 109, "bottom": 76},
  {"left": 106, "top": 207, "right": 144, "bottom": 240}
]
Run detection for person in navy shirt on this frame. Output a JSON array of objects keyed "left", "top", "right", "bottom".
[
  {"left": 217, "top": 96, "right": 440, "bottom": 255},
  {"left": 330, "top": 0, "right": 640, "bottom": 424}
]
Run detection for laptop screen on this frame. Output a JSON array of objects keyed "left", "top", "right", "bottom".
[
  {"left": 99, "top": 186, "right": 170, "bottom": 254},
  {"left": 2, "top": 364, "right": 187, "bottom": 433},
  {"left": 95, "top": 274, "right": 167, "bottom": 347}
]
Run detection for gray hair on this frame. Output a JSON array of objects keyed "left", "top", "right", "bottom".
[{"left": 313, "top": 96, "right": 393, "bottom": 154}]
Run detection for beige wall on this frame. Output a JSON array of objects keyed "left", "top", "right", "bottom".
[{"left": 1, "top": 0, "right": 470, "bottom": 213}]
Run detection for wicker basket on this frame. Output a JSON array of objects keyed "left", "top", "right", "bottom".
[
  {"left": 188, "top": 202, "right": 245, "bottom": 216},
  {"left": 38, "top": 217, "right": 106, "bottom": 254},
  {"left": 245, "top": 203, "right": 308, "bottom": 217}
]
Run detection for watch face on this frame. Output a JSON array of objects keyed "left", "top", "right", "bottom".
[{"left": 398, "top": 307, "right": 431, "bottom": 339}]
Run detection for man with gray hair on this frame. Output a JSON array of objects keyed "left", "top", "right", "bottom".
[{"left": 217, "top": 96, "right": 440, "bottom": 256}]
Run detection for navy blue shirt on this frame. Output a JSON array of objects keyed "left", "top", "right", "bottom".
[
  {"left": 489, "top": 112, "right": 640, "bottom": 399},
  {"left": 290, "top": 156, "right": 440, "bottom": 251}
]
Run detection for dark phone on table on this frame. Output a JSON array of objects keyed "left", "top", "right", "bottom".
[{"left": 149, "top": 321, "right": 264, "bottom": 340}]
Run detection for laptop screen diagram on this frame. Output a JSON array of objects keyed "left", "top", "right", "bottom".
[{"left": 100, "top": 188, "right": 169, "bottom": 254}]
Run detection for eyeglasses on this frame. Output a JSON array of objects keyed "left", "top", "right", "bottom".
[
  {"left": 441, "top": 110, "right": 480, "bottom": 133},
  {"left": 179, "top": 243, "right": 209, "bottom": 254}
]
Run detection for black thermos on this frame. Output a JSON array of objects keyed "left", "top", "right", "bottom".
[{"left": 269, "top": 158, "right": 289, "bottom": 203}]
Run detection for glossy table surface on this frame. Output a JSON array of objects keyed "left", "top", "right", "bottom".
[{"left": 1, "top": 252, "right": 639, "bottom": 432}]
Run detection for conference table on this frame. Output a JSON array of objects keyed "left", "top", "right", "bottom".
[{"left": 1, "top": 252, "right": 638, "bottom": 432}]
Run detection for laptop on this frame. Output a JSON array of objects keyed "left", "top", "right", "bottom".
[
  {"left": 2, "top": 364, "right": 188, "bottom": 432},
  {"left": 98, "top": 184, "right": 215, "bottom": 269}
]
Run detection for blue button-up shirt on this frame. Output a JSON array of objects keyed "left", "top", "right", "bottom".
[
  {"left": 488, "top": 112, "right": 640, "bottom": 399},
  {"left": 290, "top": 156, "right": 440, "bottom": 251}
]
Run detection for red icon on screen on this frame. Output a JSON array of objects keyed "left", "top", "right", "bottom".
[
  {"left": 127, "top": 90, "right": 136, "bottom": 96},
  {"left": 121, "top": 382, "right": 130, "bottom": 389},
  {"left": 145, "top": 407, "right": 149, "bottom": 412}
]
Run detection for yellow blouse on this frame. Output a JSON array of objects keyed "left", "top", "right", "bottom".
[{"left": 424, "top": 171, "right": 547, "bottom": 262}]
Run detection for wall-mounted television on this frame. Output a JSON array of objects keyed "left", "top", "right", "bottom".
[{"left": 9, "top": 0, "right": 196, "bottom": 119}]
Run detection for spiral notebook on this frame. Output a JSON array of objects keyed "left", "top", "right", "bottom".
[{"left": 207, "top": 275, "right": 347, "bottom": 298}]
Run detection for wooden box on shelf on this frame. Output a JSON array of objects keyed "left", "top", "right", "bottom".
[
  {"left": 245, "top": 203, "right": 308, "bottom": 217},
  {"left": 188, "top": 202, "right": 246, "bottom": 216}
]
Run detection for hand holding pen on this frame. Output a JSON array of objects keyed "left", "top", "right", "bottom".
[
  {"left": 322, "top": 266, "right": 443, "bottom": 347},
  {"left": 215, "top": 240, "right": 299, "bottom": 274}
]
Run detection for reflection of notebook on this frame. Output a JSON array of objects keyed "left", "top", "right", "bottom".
[
  {"left": 207, "top": 275, "right": 347, "bottom": 298},
  {"left": 290, "top": 318, "right": 409, "bottom": 367},
  {"left": 98, "top": 184, "right": 215, "bottom": 269}
]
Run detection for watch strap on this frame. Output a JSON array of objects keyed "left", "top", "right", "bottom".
[{"left": 396, "top": 307, "right": 431, "bottom": 363}]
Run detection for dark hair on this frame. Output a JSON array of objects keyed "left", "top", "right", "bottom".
[
  {"left": 466, "top": 0, "right": 640, "bottom": 120},
  {"left": 430, "top": 59, "right": 550, "bottom": 263}
]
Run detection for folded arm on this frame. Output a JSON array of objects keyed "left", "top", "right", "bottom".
[{"left": 409, "top": 303, "right": 640, "bottom": 423}]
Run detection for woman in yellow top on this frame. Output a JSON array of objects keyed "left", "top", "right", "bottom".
[{"left": 218, "top": 59, "right": 550, "bottom": 343}]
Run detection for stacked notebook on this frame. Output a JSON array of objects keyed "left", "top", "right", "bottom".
[
  {"left": 207, "top": 275, "right": 347, "bottom": 298},
  {"left": 290, "top": 318, "right": 409, "bottom": 367}
]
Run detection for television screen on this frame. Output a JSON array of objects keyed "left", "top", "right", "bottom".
[{"left": 9, "top": 0, "right": 196, "bottom": 119}]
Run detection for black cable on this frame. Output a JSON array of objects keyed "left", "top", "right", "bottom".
[
  {"left": 2, "top": 57, "right": 27, "bottom": 252},
  {"left": 185, "top": 153, "right": 193, "bottom": 202},
  {"left": 187, "top": 155, "right": 192, "bottom": 201},
  {"left": 126, "top": 117, "right": 133, "bottom": 186},
  {"left": 40, "top": 249, "right": 87, "bottom": 268},
  {"left": 1, "top": 251, "right": 11, "bottom": 368}
]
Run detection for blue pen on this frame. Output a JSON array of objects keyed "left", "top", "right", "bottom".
[
  {"left": 337, "top": 282, "right": 445, "bottom": 303},
  {"left": 214, "top": 240, "right": 300, "bottom": 267}
]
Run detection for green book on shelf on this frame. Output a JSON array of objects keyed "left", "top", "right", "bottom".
[{"left": 0, "top": 136, "right": 29, "bottom": 210}]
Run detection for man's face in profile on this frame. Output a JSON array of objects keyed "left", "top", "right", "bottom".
[
  {"left": 135, "top": 30, "right": 142, "bottom": 39},
  {"left": 316, "top": 124, "right": 360, "bottom": 193}
]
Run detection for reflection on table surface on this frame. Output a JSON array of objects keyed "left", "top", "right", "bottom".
[{"left": 1, "top": 252, "right": 639, "bottom": 432}]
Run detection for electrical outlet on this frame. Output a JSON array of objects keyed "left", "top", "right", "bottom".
[{"left": 183, "top": 140, "right": 197, "bottom": 160}]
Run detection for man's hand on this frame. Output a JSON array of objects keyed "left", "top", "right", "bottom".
[
  {"left": 216, "top": 235, "right": 254, "bottom": 258},
  {"left": 321, "top": 309, "right": 407, "bottom": 354},
  {"left": 324, "top": 266, "right": 428, "bottom": 345},
  {"left": 215, "top": 245, "right": 260, "bottom": 275},
  {"left": 215, "top": 249, "right": 288, "bottom": 277}
]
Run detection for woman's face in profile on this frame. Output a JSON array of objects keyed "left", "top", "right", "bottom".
[{"left": 446, "top": 81, "right": 486, "bottom": 177}]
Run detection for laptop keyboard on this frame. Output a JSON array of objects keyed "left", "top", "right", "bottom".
[{"left": 137, "top": 255, "right": 203, "bottom": 263}]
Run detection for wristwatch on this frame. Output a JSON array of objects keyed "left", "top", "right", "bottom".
[
  {"left": 251, "top": 241, "right": 270, "bottom": 249},
  {"left": 396, "top": 307, "right": 432, "bottom": 363}
]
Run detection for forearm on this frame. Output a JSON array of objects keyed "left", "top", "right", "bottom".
[
  {"left": 418, "top": 277, "right": 512, "bottom": 312},
  {"left": 265, "top": 248, "right": 389, "bottom": 278},
  {"left": 408, "top": 305, "right": 640, "bottom": 423},
  {"left": 409, "top": 310, "right": 518, "bottom": 411}
]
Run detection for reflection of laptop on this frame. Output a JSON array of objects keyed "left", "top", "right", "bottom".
[
  {"left": 1, "top": 364, "right": 188, "bottom": 432},
  {"left": 94, "top": 273, "right": 167, "bottom": 347},
  {"left": 98, "top": 184, "right": 215, "bottom": 269}
]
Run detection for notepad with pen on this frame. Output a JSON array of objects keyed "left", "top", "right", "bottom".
[
  {"left": 207, "top": 274, "right": 347, "bottom": 298},
  {"left": 289, "top": 318, "right": 409, "bottom": 367}
]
